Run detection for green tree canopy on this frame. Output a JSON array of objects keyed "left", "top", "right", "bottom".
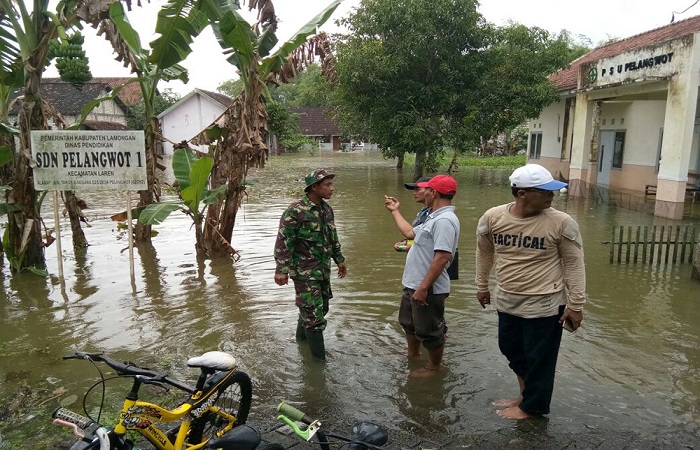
[
  {"left": 333, "top": 0, "right": 579, "bottom": 178},
  {"left": 217, "top": 78, "right": 244, "bottom": 97},
  {"left": 271, "top": 63, "right": 331, "bottom": 107}
]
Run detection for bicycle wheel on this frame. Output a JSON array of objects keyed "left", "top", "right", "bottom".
[{"left": 188, "top": 370, "right": 252, "bottom": 443}]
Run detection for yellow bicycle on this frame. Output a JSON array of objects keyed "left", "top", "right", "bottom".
[{"left": 52, "top": 351, "right": 281, "bottom": 450}]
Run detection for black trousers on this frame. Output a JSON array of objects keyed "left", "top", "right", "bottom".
[{"left": 497, "top": 305, "right": 565, "bottom": 415}]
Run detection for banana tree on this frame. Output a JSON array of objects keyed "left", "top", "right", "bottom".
[
  {"left": 0, "top": 0, "right": 65, "bottom": 272},
  {"left": 0, "top": 0, "right": 122, "bottom": 268},
  {"left": 191, "top": 0, "right": 341, "bottom": 257},
  {"left": 139, "top": 148, "right": 227, "bottom": 256},
  {"left": 0, "top": 9, "right": 23, "bottom": 257},
  {"left": 77, "top": 0, "right": 200, "bottom": 243}
]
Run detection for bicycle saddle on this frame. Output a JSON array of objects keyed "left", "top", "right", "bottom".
[{"left": 187, "top": 351, "right": 236, "bottom": 371}]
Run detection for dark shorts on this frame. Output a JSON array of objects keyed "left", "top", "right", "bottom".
[
  {"left": 398, "top": 287, "right": 448, "bottom": 350},
  {"left": 293, "top": 279, "right": 332, "bottom": 331}
]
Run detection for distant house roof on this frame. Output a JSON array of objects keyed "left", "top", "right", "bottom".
[
  {"left": 95, "top": 77, "right": 144, "bottom": 106},
  {"left": 290, "top": 107, "right": 339, "bottom": 136},
  {"left": 550, "top": 14, "right": 700, "bottom": 92},
  {"left": 157, "top": 88, "right": 233, "bottom": 119},
  {"left": 10, "top": 78, "right": 129, "bottom": 116},
  {"left": 199, "top": 89, "right": 235, "bottom": 107}
]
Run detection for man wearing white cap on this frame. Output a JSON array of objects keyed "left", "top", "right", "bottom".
[{"left": 475, "top": 163, "right": 586, "bottom": 419}]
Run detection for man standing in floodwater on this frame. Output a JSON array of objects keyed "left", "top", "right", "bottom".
[
  {"left": 274, "top": 168, "right": 347, "bottom": 361},
  {"left": 385, "top": 175, "right": 460, "bottom": 377},
  {"left": 475, "top": 163, "right": 586, "bottom": 419}
]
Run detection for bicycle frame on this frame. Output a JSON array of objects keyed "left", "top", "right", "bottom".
[
  {"left": 113, "top": 368, "right": 240, "bottom": 450},
  {"left": 54, "top": 352, "right": 250, "bottom": 450}
]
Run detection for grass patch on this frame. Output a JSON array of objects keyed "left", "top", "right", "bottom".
[
  {"left": 401, "top": 153, "right": 526, "bottom": 170},
  {"left": 457, "top": 154, "right": 526, "bottom": 167}
]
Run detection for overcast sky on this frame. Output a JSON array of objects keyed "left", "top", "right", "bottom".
[{"left": 45, "top": 0, "right": 700, "bottom": 96}]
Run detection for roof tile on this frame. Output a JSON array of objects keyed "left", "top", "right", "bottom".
[{"left": 289, "top": 107, "right": 339, "bottom": 135}]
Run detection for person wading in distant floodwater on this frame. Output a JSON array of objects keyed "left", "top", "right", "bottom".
[
  {"left": 392, "top": 176, "right": 432, "bottom": 253},
  {"left": 274, "top": 169, "right": 347, "bottom": 362},
  {"left": 475, "top": 163, "right": 586, "bottom": 419}
]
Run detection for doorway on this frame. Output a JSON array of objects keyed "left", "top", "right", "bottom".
[{"left": 598, "top": 130, "right": 615, "bottom": 186}]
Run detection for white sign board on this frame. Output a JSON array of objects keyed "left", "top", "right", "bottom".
[
  {"left": 582, "top": 38, "right": 689, "bottom": 89},
  {"left": 30, "top": 130, "right": 148, "bottom": 191}
]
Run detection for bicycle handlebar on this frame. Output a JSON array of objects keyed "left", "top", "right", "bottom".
[
  {"left": 65, "top": 352, "right": 194, "bottom": 393},
  {"left": 277, "top": 402, "right": 314, "bottom": 425}
]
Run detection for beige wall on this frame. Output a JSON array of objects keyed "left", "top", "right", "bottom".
[
  {"left": 529, "top": 100, "right": 567, "bottom": 161},
  {"left": 531, "top": 156, "right": 571, "bottom": 182},
  {"left": 608, "top": 164, "right": 657, "bottom": 191}
]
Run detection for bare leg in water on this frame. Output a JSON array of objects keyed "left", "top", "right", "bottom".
[
  {"left": 410, "top": 345, "right": 443, "bottom": 378},
  {"left": 493, "top": 375, "right": 524, "bottom": 407},
  {"left": 406, "top": 332, "right": 421, "bottom": 359},
  {"left": 494, "top": 376, "right": 533, "bottom": 419}
]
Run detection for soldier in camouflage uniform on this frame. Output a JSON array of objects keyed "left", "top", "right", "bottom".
[{"left": 274, "top": 168, "right": 347, "bottom": 361}]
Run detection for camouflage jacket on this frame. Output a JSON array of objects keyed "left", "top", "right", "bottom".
[{"left": 274, "top": 195, "right": 345, "bottom": 281}]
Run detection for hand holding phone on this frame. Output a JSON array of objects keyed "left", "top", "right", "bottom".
[{"left": 563, "top": 317, "right": 575, "bottom": 332}]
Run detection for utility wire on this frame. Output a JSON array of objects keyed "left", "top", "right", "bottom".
[{"left": 671, "top": 0, "right": 700, "bottom": 22}]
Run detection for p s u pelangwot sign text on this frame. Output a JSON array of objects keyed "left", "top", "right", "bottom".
[{"left": 30, "top": 131, "right": 148, "bottom": 191}]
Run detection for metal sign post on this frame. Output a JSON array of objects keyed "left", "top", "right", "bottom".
[
  {"left": 127, "top": 190, "right": 135, "bottom": 287},
  {"left": 52, "top": 190, "right": 64, "bottom": 282}
]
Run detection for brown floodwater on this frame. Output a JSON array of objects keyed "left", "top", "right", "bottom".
[{"left": 0, "top": 152, "right": 698, "bottom": 448}]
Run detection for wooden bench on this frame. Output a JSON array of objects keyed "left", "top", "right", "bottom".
[{"left": 644, "top": 183, "right": 700, "bottom": 199}]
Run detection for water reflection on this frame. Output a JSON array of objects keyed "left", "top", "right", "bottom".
[{"left": 0, "top": 152, "right": 698, "bottom": 448}]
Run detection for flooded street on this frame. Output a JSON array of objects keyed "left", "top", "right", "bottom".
[{"left": 0, "top": 152, "right": 699, "bottom": 448}]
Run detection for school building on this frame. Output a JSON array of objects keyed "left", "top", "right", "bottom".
[{"left": 529, "top": 15, "right": 700, "bottom": 219}]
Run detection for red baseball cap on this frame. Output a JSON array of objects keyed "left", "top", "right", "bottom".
[{"left": 417, "top": 175, "right": 457, "bottom": 195}]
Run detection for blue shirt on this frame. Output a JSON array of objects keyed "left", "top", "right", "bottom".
[{"left": 402, "top": 206, "right": 460, "bottom": 294}]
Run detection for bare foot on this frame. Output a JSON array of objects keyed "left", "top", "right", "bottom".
[
  {"left": 409, "top": 364, "right": 441, "bottom": 378},
  {"left": 496, "top": 406, "right": 533, "bottom": 420},
  {"left": 492, "top": 397, "right": 522, "bottom": 408},
  {"left": 406, "top": 351, "right": 421, "bottom": 360}
]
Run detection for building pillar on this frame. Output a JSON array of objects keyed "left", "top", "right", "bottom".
[
  {"left": 655, "top": 41, "right": 700, "bottom": 219},
  {"left": 568, "top": 92, "right": 596, "bottom": 197}
]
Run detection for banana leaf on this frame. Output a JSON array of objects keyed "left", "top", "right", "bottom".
[
  {"left": 201, "top": 184, "right": 228, "bottom": 205},
  {"left": 180, "top": 156, "right": 214, "bottom": 212},
  {"left": 172, "top": 148, "right": 198, "bottom": 190},
  {"left": 148, "top": 0, "right": 209, "bottom": 70},
  {"left": 216, "top": 9, "right": 256, "bottom": 75},
  {"left": 0, "top": 122, "right": 18, "bottom": 134},
  {"left": 0, "top": 145, "right": 14, "bottom": 167},
  {"left": 259, "top": 0, "right": 341, "bottom": 78},
  {"left": 0, "top": 202, "right": 19, "bottom": 215},
  {"left": 138, "top": 202, "right": 182, "bottom": 225}
]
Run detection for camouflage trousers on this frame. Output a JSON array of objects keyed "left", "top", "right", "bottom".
[{"left": 292, "top": 278, "right": 333, "bottom": 331}]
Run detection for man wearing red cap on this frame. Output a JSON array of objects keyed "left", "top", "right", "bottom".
[{"left": 385, "top": 175, "right": 460, "bottom": 376}]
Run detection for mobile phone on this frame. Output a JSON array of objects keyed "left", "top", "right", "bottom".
[{"left": 562, "top": 318, "right": 575, "bottom": 332}]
